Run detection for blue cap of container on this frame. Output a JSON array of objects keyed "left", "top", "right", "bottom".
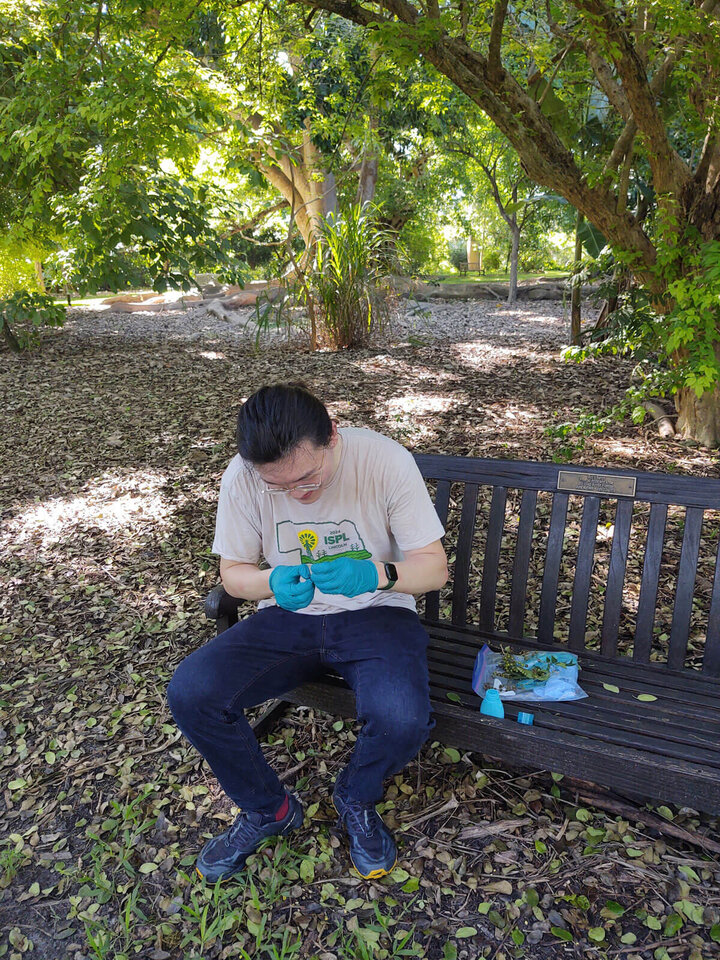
[{"left": 517, "top": 712, "right": 534, "bottom": 725}]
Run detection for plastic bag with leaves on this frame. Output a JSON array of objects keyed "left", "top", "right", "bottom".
[{"left": 472, "top": 644, "right": 588, "bottom": 703}]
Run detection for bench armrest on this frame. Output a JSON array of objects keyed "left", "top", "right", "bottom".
[{"left": 204, "top": 584, "right": 242, "bottom": 624}]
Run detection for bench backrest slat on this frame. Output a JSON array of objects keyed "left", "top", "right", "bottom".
[
  {"left": 508, "top": 489, "right": 538, "bottom": 636},
  {"left": 568, "top": 496, "right": 601, "bottom": 651},
  {"left": 452, "top": 482, "right": 479, "bottom": 626},
  {"left": 704, "top": 537, "right": 720, "bottom": 676},
  {"left": 425, "top": 480, "right": 452, "bottom": 621},
  {"left": 633, "top": 502, "right": 668, "bottom": 663},
  {"left": 479, "top": 486, "right": 507, "bottom": 631},
  {"left": 537, "top": 492, "right": 569, "bottom": 643},
  {"left": 600, "top": 499, "right": 634, "bottom": 658},
  {"left": 668, "top": 507, "right": 704, "bottom": 669}
]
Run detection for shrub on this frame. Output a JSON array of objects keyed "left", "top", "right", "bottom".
[
  {"left": 483, "top": 249, "right": 502, "bottom": 272},
  {"left": 0, "top": 290, "right": 66, "bottom": 353}
]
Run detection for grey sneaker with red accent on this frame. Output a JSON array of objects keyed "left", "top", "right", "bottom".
[{"left": 195, "top": 793, "right": 303, "bottom": 883}]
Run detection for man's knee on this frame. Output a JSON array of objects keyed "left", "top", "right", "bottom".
[
  {"left": 365, "top": 702, "right": 434, "bottom": 754},
  {"left": 166, "top": 648, "right": 222, "bottom": 722}
]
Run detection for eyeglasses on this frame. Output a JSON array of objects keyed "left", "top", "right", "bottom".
[{"left": 262, "top": 448, "right": 326, "bottom": 495}]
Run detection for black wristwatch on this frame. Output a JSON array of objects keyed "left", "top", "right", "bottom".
[{"left": 378, "top": 562, "right": 398, "bottom": 591}]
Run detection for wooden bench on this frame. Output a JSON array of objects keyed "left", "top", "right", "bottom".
[{"left": 205, "top": 455, "right": 720, "bottom": 816}]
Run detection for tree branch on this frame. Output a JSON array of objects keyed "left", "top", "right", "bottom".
[
  {"left": 488, "top": 0, "right": 508, "bottom": 81},
  {"left": 478, "top": 160, "right": 514, "bottom": 228},
  {"left": 537, "top": 41, "right": 574, "bottom": 109},
  {"left": 582, "top": 42, "right": 632, "bottom": 121},
  {"left": 221, "top": 200, "right": 289, "bottom": 240},
  {"left": 571, "top": 0, "right": 690, "bottom": 194},
  {"left": 616, "top": 141, "right": 634, "bottom": 215},
  {"left": 694, "top": 111, "right": 720, "bottom": 189},
  {"left": 605, "top": 120, "right": 637, "bottom": 175}
]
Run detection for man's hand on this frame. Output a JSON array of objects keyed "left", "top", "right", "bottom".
[
  {"left": 269, "top": 564, "right": 315, "bottom": 611},
  {"left": 309, "top": 557, "right": 379, "bottom": 598}
]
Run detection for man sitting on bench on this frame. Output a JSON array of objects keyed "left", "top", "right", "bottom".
[{"left": 167, "top": 382, "right": 448, "bottom": 882}]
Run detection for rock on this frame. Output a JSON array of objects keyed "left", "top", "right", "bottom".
[
  {"left": 110, "top": 292, "right": 201, "bottom": 312},
  {"left": 223, "top": 281, "right": 285, "bottom": 309},
  {"left": 385, "top": 276, "right": 420, "bottom": 297}
]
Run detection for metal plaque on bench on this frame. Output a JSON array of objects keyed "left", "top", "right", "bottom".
[{"left": 557, "top": 470, "right": 637, "bottom": 497}]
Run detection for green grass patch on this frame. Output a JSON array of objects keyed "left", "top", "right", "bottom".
[{"left": 428, "top": 270, "right": 569, "bottom": 283}]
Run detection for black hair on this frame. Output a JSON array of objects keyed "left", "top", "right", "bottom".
[{"left": 236, "top": 382, "right": 333, "bottom": 464}]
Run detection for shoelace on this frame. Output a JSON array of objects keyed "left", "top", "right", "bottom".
[
  {"left": 343, "top": 803, "right": 378, "bottom": 839},
  {"left": 226, "top": 811, "right": 267, "bottom": 848}
]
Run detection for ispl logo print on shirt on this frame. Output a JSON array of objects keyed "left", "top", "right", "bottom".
[{"left": 276, "top": 520, "right": 372, "bottom": 564}]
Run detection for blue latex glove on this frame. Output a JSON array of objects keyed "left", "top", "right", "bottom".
[
  {"left": 269, "top": 564, "right": 314, "bottom": 611},
  {"left": 309, "top": 557, "right": 379, "bottom": 597}
]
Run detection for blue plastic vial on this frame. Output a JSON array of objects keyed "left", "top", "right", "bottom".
[{"left": 480, "top": 688, "right": 505, "bottom": 718}]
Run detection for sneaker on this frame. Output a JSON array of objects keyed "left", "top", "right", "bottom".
[
  {"left": 195, "top": 793, "right": 303, "bottom": 883},
  {"left": 333, "top": 775, "right": 397, "bottom": 880}
]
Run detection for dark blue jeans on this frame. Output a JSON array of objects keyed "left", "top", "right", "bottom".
[{"left": 167, "top": 605, "right": 435, "bottom": 813}]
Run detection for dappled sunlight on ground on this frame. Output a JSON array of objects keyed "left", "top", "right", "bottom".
[
  {"left": 386, "top": 394, "right": 456, "bottom": 417},
  {"left": 6, "top": 470, "right": 173, "bottom": 552},
  {"left": 349, "top": 353, "right": 460, "bottom": 384}
]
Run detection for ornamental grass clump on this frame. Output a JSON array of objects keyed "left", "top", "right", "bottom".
[{"left": 309, "top": 204, "right": 395, "bottom": 349}]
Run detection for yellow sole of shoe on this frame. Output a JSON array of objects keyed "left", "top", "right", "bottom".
[{"left": 350, "top": 853, "right": 398, "bottom": 881}]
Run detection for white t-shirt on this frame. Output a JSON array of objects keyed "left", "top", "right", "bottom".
[{"left": 211, "top": 426, "right": 445, "bottom": 615}]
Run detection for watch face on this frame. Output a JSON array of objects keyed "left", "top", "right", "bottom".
[{"left": 384, "top": 562, "right": 398, "bottom": 583}]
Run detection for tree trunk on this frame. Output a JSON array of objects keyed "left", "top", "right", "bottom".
[
  {"left": 357, "top": 151, "right": 379, "bottom": 206},
  {"left": 508, "top": 220, "right": 519, "bottom": 304},
  {"left": 322, "top": 171, "right": 338, "bottom": 220},
  {"left": 34, "top": 261, "right": 46, "bottom": 295},
  {"left": 675, "top": 340, "right": 720, "bottom": 447},
  {"left": 2, "top": 321, "right": 23, "bottom": 354},
  {"left": 571, "top": 210, "right": 584, "bottom": 344},
  {"left": 251, "top": 118, "right": 335, "bottom": 251},
  {"left": 356, "top": 114, "right": 380, "bottom": 206},
  {"left": 671, "top": 170, "right": 720, "bottom": 446}
]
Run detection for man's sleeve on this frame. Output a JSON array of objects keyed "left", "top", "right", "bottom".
[
  {"left": 211, "top": 469, "right": 263, "bottom": 564},
  {"left": 386, "top": 446, "right": 446, "bottom": 552}
]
